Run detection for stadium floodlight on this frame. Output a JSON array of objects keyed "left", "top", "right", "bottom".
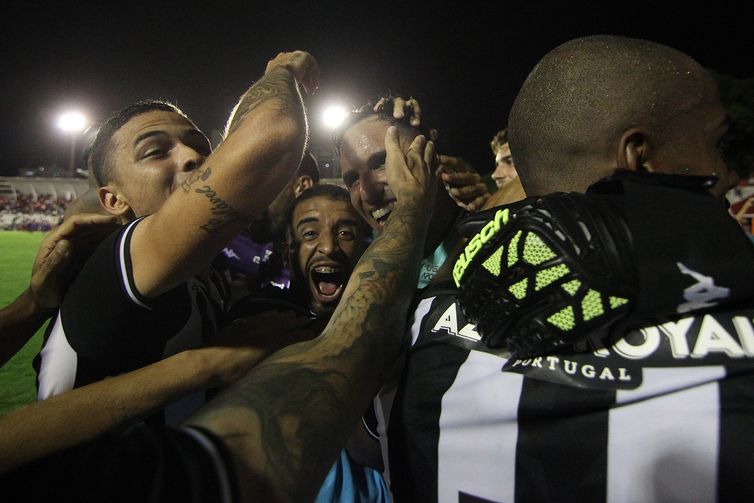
[
  {"left": 322, "top": 105, "right": 348, "bottom": 129},
  {"left": 57, "top": 111, "right": 89, "bottom": 177},
  {"left": 57, "top": 111, "right": 88, "bottom": 133}
]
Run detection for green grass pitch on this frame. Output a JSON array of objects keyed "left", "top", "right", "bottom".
[{"left": 0, "top": 231, "right": 48, "bottom": 415}]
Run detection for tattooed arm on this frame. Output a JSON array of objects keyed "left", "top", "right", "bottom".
[
  {"left": 185, "top": 127, "right": 436, "bottom": 502},
  {"left": 131, "top": 51, "right": 319, "bottom": 297}
]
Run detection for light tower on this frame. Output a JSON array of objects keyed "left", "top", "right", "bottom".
[{"left": 57, "top": 111, "right": 88, "bottom": 177}]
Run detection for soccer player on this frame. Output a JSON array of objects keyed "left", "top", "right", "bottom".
[
  {"left": 385, "top": 35, "right": 754, "bottom": 502},
  {"left": 34, "top": 50, "right": 318, "bottom": 425},
  {"left": 335, "top": 100, "right": 490, "bottom": 288}
]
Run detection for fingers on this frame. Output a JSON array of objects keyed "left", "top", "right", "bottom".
[
  {"left": 265, "top": 51, "right": 320, "bottom": 95},
  {"left": 465, "top": 194, "right": 492, "bottom": 213},
  {"left": 424, "top": 139, "right": 436, "bottom": 173},
  {"left": 62, "top": 213, "right": 119, "bottom": 238},
  {"left": 440, "top": 171, "right": 482, "bottom": 186},
  {"left": 384, "top": 125, "right": 404, "bottom": 166},
  {"left": 439, "top": 167, "right": 491, "bottom": 211},
  {"left": 36, "top": 239, "right": 73, "bottom": 277},
  {"left": 436, "top": 155, "right": 459, "bottom": 176},
  {"left": 449, "top": 182, "right": 489, "bottom": 199},
  {"left": 65, "top": 213, "right": 118, "bottom": 229},
  {"left": 406, "top": 134, "right": 427, "bottom": 174},
  {"left": 405, "top": 98, "right": 421, "bottom": 127},
  {"left": 57, "top": 213, "right": 118, "bottom": 242},
  {"left": 28, "top": 239, "right": 74, "bottom": 310},
  {"left": 437, "top": 155, "right": 473, "bottom": 175},
  {"left": 373, "top": 96, "right": 422, "bottom": 127},
  {"left": 372, "top": 97, "right": 387, "bottom": 112},
  {"left": 33, "top": 213, "right": 118, "bottom": 277}
]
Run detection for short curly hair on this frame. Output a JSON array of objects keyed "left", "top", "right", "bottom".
[{"left": 490, "top": 128, "right": 509, "bottom": 155}]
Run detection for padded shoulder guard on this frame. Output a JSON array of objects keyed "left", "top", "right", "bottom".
[{"left": 454, "top": 192, "right": 636, "bottom": 357}]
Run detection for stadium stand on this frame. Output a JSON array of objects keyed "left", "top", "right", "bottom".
[{"left": 0, "top": 177, "right": 88, "bottom": 231}]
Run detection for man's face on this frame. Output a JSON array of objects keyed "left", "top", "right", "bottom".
[
  {"left": 652, "top": 77, "right": 739, "bottom": 199},
  {"left": 492, "top": 142, "right": 518, "bottom": 189},
  {"left": 109, "top": 110, "right": 211, "bottom": 216},
  {"left": 291, "top": 196, "right": 368, "bottom": 317},
  {"left": 339, "top": 117, "right": 416, "bottom": 231}
]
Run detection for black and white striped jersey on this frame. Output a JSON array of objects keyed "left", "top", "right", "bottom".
[
  {"left": 385, "top": 281, "right": 754, "bottom": 503},
  {"left": 34, "top": 217, "right": 227, "bottom": 424}
]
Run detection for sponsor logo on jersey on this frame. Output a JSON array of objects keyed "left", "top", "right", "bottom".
[
  {"left": 676, "top": 262, "right": 730, "bottom": 313},
  {"left": 430, "top": 299, "right": 754, "bottom": 389},
  {"left": 432, "top": 302, "right": 482, "bottom": 342}
]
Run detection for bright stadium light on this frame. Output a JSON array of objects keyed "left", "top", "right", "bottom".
[
  {"left": 322, "top": 105, "right": 348, "bottom": 129},
  {"left": 56, "top": 111, "right": 89, "bottom": 177},
  {"left": 57, "top": 111, "right": 88, "bottom": 133}
]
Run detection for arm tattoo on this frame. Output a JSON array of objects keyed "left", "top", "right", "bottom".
[
  {"left": 182, "top": 166, "right": 247, "bottom": 233},
  {"left": 189, "top": 197, "right": 430, "bottom": 501},
  {"left": 224, "top": 66, "right": 304, "bottom": 138},
  {"left": 181, "top": 165, "right": 212, "bottom": 193},
  {"left": 194, "top": 184, "right": 245, "bottom": 234}
]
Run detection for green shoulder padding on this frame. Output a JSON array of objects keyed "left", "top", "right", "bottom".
[
  {"left": 562, "top": 279, "right": 581, "bottom": 295},
  {"left": 523, "top": 232, "right": 556, "bottom": 265},
  {"left": 482, "top": 245, "right": 505, "bottom": 276},
  {"left": 581, "top": 289, "right": 604, "bottom": 321},
  {"left": 509, "top": 277, "right": 528, "bottom": 300},
  {"left": 535, "top": 264, "right": 570, "bottom": 291},
  {"left": 547, "top": 306, "right": 575, "bottom": 331},
  {"left": 609, "top": 296, "right": 629, "bottom": 309},
  {"left": 507, "top": 230, "right": 523, "bottom": 267}
]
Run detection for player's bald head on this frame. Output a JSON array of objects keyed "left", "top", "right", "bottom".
[{"left": 509, "top": 35, "right": 715, "bottom": 195}]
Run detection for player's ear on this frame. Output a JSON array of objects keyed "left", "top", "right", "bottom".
[
  {"left": 618, "top": 128, "right": 652, "bottom": 172},
  {"left": 98, "top": 186, "right": 134, "bottom": 222},
  {"left": 293, "top": 175, "right": 314, "bottom": 198}
]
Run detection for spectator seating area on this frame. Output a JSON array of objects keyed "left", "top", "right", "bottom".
[{"left": 0, "top": 177, "right": 88, "bottom": 231}]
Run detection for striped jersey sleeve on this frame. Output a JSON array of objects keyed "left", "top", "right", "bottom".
[{"left": 35, "top": 217, "right": 217, "bottom": 408}]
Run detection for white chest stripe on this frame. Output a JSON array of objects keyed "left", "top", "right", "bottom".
[
  {"left": 410, "top": 298, "right": 434, "bottom": 347},
  {"left": 437, "top": 351, "right": 522, "bottom": 503},
  {"left": 37, "top": 312, "right": 78, "bottom": 399},
  {"left": 119, "top": 218, "right": 151, "bottom": 310}
]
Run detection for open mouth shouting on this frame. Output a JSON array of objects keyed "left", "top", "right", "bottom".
[{"left": 309, "top": 263, "right": 348, "bottom": 305}]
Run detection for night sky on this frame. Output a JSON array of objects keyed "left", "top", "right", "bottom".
[{"left": 2, "top": 1, "right": 753, "bottom": 179}]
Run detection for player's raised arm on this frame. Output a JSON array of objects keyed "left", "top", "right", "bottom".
[{"left": 131, "top": 51, "right": 319, "bottom": 297}]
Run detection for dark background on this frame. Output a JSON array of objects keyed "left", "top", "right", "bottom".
[{"left": 2, "top": 1, "right": 752, "bottom": 179}]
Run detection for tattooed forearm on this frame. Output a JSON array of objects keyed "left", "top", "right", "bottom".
[
  {"left": 188, "top": 195, "right": 430, "bottom": 501},
  {"left": 224, "top": 66, "right": 304, "bottom": 138},
  {"left": 182, "top": 168, "right": 247, "bottom": 233},
  {"left": 203, "top": 364, "right": 353, "bottom": 501},
  {"left": 181, "top": 165, "right": 212, "bottom": 193}
]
